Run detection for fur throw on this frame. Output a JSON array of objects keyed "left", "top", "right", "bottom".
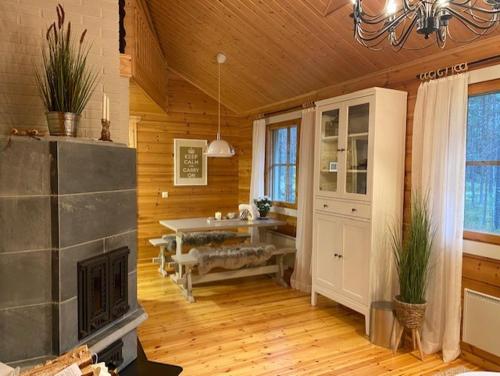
[
  {"left": 189, "top": 244, "right": 276, "bottom": 275},
  {"left": 161, "top": 231, "right": 240, "bottom": 251}
]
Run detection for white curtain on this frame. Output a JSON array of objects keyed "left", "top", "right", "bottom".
[
  {"left": 412, "top": 73, "right": 469, "bottom": 362},
  {"left": 249, "top": 118, "right": 266, "bottom": 205},
  {"left": 291, "top": 107, "right": 316, "bottom": 293}
]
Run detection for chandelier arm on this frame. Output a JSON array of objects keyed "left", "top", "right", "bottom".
[
  {"left": 451, "top": 14, "right": 499, "bottom": 34},
  {"left": 356, "top": 13, "right": 410, "bottom": 39},
  {"left": 391, "top": 15, "right": 420, "bottom": 48},
  {"left": 464, "top": 4, "right": 498, "bottom": 23},
  {"left": 356, "top": 33, "right": 386, "bottom": 50},
  {"left": 357, "top": 10, "right": 402, "bottom": 24},
  {"left": 355, "top": 13, "right": 417, "bottom": 47},
  {"left": 449, "top": 2, "right": 500, "bottom": 15},
  {"left": 448, "top": 21, "right": 497, "bottom": 42},
  {"left": 403, "top": 0, "right": 419, "bottom": 12},
  {"left": 447, "top": 7, "right": 499, "bottom": 29}
]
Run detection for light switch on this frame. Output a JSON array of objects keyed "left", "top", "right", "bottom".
[{"left": 161, "top": 192, "right": 169, "bottom": 198}]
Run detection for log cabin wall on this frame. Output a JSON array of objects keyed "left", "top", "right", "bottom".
[{"left": 131, "top": 73, "right": 251, "bottom": 261}]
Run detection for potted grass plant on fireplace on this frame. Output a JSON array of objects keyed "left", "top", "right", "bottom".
[
  {"left": 34, "top": 4, "right": 98, "bottom": 137},
  {"left": 391, "top": 193, "right": 434, "bottom": 360}
]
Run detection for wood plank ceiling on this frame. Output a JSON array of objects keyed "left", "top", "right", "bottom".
[{"left": 147, "top": 0, "right": 500, "bottom": 114}]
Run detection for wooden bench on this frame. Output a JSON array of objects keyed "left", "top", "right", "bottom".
[
  {"left": 150, "top": 231, "right": 251, "bottom": 277},
  {"left": 172, "top": 245, "right": 296, "bottom": 302},
  {"left": 149, "top": 236, "right": 176, "bottom": 277}
]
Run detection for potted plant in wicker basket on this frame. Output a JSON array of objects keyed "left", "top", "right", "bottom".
[
  {"left": 34, "top": 4, "right": 98, "bottom": 137},
  {"left": 391, "top": 194, "right": 434, "bottom": 360}
]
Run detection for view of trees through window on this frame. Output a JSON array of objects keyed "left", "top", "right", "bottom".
[
  {"left": 464, "top": 90, "right": 500, "bottom": 234},
  {"left": 269, "top": 124, "right": 298, "bottom": 204}
]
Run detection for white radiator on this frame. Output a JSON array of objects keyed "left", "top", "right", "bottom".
[{"left": 463, "top": 288, "right": 500, "bottom": 356}]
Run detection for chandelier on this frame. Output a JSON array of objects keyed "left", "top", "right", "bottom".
[{"left": 351, "top": 0, "right": 500, "bottom": 50}]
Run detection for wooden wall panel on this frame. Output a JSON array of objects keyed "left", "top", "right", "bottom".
[{"left": 131, "top": 75, "right": 251, "bottom": 261}]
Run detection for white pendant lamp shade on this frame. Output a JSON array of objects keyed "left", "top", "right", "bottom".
[
  {"left": 206, "top": 52, "right": 235, "bottom": 158},
  {"left": 206, "top": 138, "right": 235, "bottom": 157}
]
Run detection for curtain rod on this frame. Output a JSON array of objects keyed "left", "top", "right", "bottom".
[
  {"left": 416, "top": 54, "right": 500, "bottom": 81},
  {"left": 257, "top": 101, "right": 315, "bottom": 119}
]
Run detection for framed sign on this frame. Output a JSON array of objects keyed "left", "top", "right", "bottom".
[{"left": 174, "top": 139, "right": 208, "bottom": 186}]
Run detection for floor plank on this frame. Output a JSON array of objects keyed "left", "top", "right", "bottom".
[{"left": 137, "top": 262, "right": 479, "bottom": 375}]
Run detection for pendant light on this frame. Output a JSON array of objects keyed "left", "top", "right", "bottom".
[{"left": 206, "top": 53, "right": 235, "bottom": 158}]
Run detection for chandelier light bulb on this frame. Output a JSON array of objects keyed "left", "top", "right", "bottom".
[{"left": 386, "top": 0, "right": 397, "bottom": 15}]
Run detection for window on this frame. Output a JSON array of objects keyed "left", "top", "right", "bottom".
[
  {"left": 464, "top": 80, "right": 500, "bottom": 243},
  {"left": 266, "top": 120, "right": 300, "bottom": 206}
]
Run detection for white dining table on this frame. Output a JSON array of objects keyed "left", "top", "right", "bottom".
[
  {"left": 159, "top": 216, "right": 285, "bottom": 282},
  {"left": 159, "top": 216, "right": 285, "bottom": 256}
]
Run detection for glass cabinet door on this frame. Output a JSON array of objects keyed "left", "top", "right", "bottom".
[
  {"left": 345, "top": 102, "right": 370, "bottom": 195},
  {"left": 319, "top": 108, "right": 340, "bottom": 193}
]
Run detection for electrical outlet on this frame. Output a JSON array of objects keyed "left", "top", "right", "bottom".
[{"left": 161, "top": 192, "right": 169, "bottom": 198}]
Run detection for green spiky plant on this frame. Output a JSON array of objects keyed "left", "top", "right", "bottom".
[
  {"left": 391, "top": 194, "right": 434, "bottom": 304},
  {"left": 34, "top": 4, "right": 98, "bottom": 114}
]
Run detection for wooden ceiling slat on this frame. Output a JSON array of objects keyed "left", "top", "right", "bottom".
[
  {"left": 217, "top": 0, "right": 343, "bottom": 87},
  {"left": 184, "top": 0, "right": 313, "bottom": 99},
  {"left": 228, "top": 0, "right": 359, "bottom": 81}
]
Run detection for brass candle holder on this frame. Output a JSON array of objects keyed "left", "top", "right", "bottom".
[{"left": 99, "top": 118, "right": 112, "bottom": 142}]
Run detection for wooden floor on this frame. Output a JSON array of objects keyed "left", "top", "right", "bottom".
[{"left": 137, "top": 262, "right": 478, "bottom": 375}]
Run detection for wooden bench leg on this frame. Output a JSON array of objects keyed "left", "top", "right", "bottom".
[
  {"left": 274, "top": 254, "right": 288, "bottom": 288},
  {"left": 180, "top": 265, "right": 195, "bottom": 303},
  {"left": 158, "top": 246, "right": 167, "bottom": 277}
]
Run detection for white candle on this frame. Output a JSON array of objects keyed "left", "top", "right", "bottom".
[
  {"left": 102, "top": 93, "right": 106, "bottom": 120},
  {"left": 106, "top": 96, "right": 110, "bottom": 121}
]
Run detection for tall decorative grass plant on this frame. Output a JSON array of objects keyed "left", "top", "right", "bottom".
[
  {"left": 34, "top": 4, "right": 98, "bottom": 136},
  {"left": 390, "top": 193, "right": 434, "bottom": 360},
  {"left": 391, "top": 194, "right": 434, "bottom": 304}
]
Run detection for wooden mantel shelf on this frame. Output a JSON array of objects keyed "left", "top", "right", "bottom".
[{"left": 120, "top": 54, "right": 132, "bottom": 78}]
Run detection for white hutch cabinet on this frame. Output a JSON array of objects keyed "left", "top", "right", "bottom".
[{"left": 311, "top": 87, "right": 407, "bottom": 335}]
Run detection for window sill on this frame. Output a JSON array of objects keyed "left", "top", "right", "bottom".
[
  {"left": 463, "top": 231, "right": 500, "bottom": 246},
  {"left": 270, "top": 205, "right": 297, "bottom": 218},
  {"left": 272, "top": 201, "right": 297, "bottom": 210},
  {"left": 463, "top": 239, "right": 500, "bottom": 261}
]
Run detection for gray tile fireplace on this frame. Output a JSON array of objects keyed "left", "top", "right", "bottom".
[{"left": 0, "top": 137, "right": 146, "bottom": 370}]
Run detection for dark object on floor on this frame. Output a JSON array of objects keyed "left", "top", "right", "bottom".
[{"left": 120, "top": 340, "right": 183, "bottom": 376}]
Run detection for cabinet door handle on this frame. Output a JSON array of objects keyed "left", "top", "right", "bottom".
[
  {"left": 337, "top": 148, "right": 346, "bottom": 152},
  {"left": 334, "top": 253, "right": 338, "bottom": 257},
  {"left": 338, "top": 254, "right": 343, "bottom": 259},
  {"left": 323, "top": 204, "right": 329, "bottom": 208},
  {"left": 351, "top": 208, "right": 357, "bottom": 212}
]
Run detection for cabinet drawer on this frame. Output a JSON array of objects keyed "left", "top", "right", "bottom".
[{"left": 315, "top": 198, "right": 371, "bottom": 219}]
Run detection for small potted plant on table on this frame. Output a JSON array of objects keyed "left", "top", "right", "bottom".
[
  {"left": 254, "top": 197, "right": 272, "bottom": 219},
  {"left": 391, "top": 194, "right": 434, "bottom": 360}
]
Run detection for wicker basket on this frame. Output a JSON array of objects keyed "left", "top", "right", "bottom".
[{"left": 393, "top": 296, "right": 427, "bottom": 329}]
